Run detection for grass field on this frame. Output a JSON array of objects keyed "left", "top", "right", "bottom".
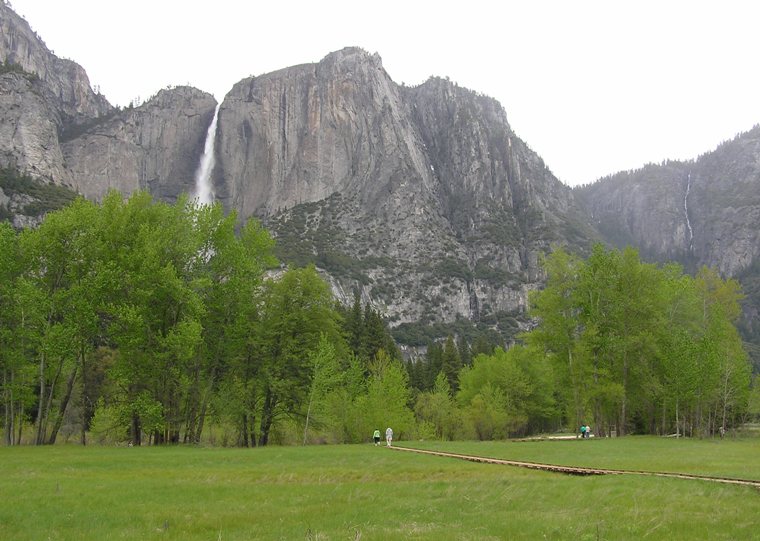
[{"left": 1, "top": 437, "right": 758, "bottom": 540}]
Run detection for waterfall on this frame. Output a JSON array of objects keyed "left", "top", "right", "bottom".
[
  {"left": 193, "top": 104, "right": 221, "bottom": 205},
  {"left": 684, "top": 172, "right": 693, "bottom": 251}
]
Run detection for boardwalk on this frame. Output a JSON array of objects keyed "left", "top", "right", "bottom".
[{"left": 391, "top": 445, "right": 760, "bottom": 489}]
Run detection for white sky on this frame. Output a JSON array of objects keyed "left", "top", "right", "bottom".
[{"left": 8, "top": 0, "right": 760, "bottom": 186}]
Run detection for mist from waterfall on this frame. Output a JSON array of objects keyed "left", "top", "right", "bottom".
[{"left": 194, "top": 104, "right": 221, "bottom": 205}]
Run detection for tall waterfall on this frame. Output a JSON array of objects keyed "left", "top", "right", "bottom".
[
  {"left": 684, "top": 172, "right": 693, "bottom": 251},
  {"left": 193, "top": 104, "right": 221, "bottom": 205}
]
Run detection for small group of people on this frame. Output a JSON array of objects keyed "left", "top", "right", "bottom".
[
  {"left": 373, "top": 427, "right": 393, "bottom": 447},
  {"left": 579, "top": 424, "right": 592, "bottom": 438}
]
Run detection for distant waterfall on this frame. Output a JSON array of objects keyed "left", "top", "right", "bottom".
[
  {"left": 194, "top": 104, "right": 220, "bottom": 205},
  {"left": 684, "top": 172, "right": 693, "bottom": 251}
]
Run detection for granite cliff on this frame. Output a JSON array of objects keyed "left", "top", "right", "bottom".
[
  {"left": 209, "top": 48, "right": 597, "bottom": 342},
  {"left": 576, "top": 126, "right": 760, "bottom": 363},
  {"left": 4, "top": 1, "right": 760, "bottom": 353},
  {"left": 576, "top": 126, "right": 760, "bottom": 277},
  {"left": 0, "top": 2, "right": 216, "bottom": 221},
  {"left": 62, "top": 87, "right": 216, "bottom": 201},
  {"left": 0, "top": 1, "right": 111, "bottom": 182}
]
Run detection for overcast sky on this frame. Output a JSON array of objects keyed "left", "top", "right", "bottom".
[{"left": 8, "top": 0, "right": 760, "bottom": 186}]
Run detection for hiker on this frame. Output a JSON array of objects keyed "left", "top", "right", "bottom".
[
  {"left": 585, "top": 425, "right": 591, "bottom": 438},
  {"left": 385, "top": 427, "right": 393, "bottom": 447},
  {"left": 579, "top": 424, "right": 586, "bottom": 439},
  {"left": 373, "top": 428, "right": 381, "bottom": 446}
]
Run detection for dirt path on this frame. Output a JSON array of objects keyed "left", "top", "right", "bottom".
[{"left": 390, "top": 445, "right": 760, "bottom": 489}]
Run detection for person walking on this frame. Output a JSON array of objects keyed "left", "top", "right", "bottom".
[
  {"left": 373, "top": 429, "right": 381, "bottom": 446},
  {"left": 385, "top": 427, "right": 393, "bottom": 447}
]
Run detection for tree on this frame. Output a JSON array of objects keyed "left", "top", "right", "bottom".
[
  {"left": 414, "top": 372, "right": 460, "bottom": 440},
  {"left": 441, "top": 336, "right": 462, "bottom": 394},
  {"left": 527, "top": 244, "right": 751, "bottom": 437},
  {"left": 191, "top": 205, "right": 276, "bottom": 444},
  {"left": 457, "top": 347, "right": 535, "bottom": 438},
  {"left": 361, "top": 351, "right": 415, "bottom": 441},
  {"left": 250, "top": 265, "right": 344, "bottom": 446},
  {"left": 526, "top": 246, "right": 588, "bottom": 429},
  {"left": 0, "top": 222, "right": 30, "bottom": 445},
  {"left": 302, "top": 334, "right": 340, "bottom": 444}
]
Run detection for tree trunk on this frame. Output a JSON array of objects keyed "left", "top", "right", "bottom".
[
  {"left": 35, "top": 351, "right": 46, "bottom": 445},
  {"left": 38, "top": 356, "right": 68, "bottom": 445},
  {"left": 258, "top": 390, "right": 276, "bottom": 447},
  {"left": 240, "top": 414, "right": 249, "bottom": 447},
  {"left": 131, "top": 413, "right": 141, "bottom": 446},
  {"left": 16, "top": 403, "right": 24, "bottom": 444},
  {"left": 80, "top": 344, "right": 87, "bottom": 446},
  {"left": 620, "top": 350, "right": 628, "bottom": 437},
  {"left": 675, "top": 398, "right": 680, "bottom": 437},
  {"left": 3, "top": 370, "right": 11, "bottom": 446},
  {"left": 48, "top": 364, "right": 78, "bottom": 444}
]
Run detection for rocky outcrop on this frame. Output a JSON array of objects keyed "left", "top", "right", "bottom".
[
  {"left": 0, "top": 1, "right": 114, "bottom": 186},
  {"left": 0, "top": 71, "right": 70, "bottom": 182},
  {"left": 215, "top": 48, "right": 597, "bottom": 334},
  {"left": 576, "top": 125, "right": 760, "bottom": 276},
  {"left": 216, "top": 48, "right": 438, "bottom": 217},
  {"left": 62, "top": 87, "right": 217, "bottom": 201},
  {"left": 405, "top": 77, "right": 596, "bottom": 281},
  {"left": 0, "top": 2, "right": 112, "bottom": 124}
]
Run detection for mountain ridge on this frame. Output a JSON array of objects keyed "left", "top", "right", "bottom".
[{"left": 2, "top": 3, "right": 759, "bottom": 355}]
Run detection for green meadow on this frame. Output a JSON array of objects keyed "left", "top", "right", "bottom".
[{"left": 1, "top": 437, "right": 758, "bottom": 540}]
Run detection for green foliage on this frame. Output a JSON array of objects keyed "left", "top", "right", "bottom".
[
  {"left": 0, "top": 60, "right": 38, "bottom": 80},
  {"left": 432, "top": 257, "right": 472, "bottom": 281},
  {"left": 527, "top": 243, "right": 751, "bottom": 437},
  {"left": 337, "top": 295, "right": 400, "bottom": 365},
  {"left": 457, "top": 346, "right": 548, "bottom": 438},
  {"left": 4, "top": 192, "right": 748, "bottom": 448},
  {"left": 352, "top": 352, "right": 415, "bottom": 441},
  {"left": 0, "top": 167, "right": 78, "bottom": 218},
  {"left": 392, "top": 315, "right": 506, "bottom": 348}
]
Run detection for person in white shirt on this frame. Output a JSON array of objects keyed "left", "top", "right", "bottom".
[{"left": 385, "top": 427, "right": 393, "bottom": 447}]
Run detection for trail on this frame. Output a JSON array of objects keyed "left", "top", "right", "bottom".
[{"left": 390, "top": 446, "right": 760, "bottom": 489}]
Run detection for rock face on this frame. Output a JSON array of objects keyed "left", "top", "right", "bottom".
[
  {"left": 6, "top": 0, "right": 760, "bottom": 351},
  {"left": 576, "top": 126, "right": 760, "bottom": 366},
  {"left": 576, "top": 126, "right": 760, "bottom": 276},
  {"left": 215, "top": 49, "right": 434, "bottom": 217},
  {"left": 0, "top": 2, "right": 111, "bottom": 124},
  {"left": 0, "top": 1, "right": 113, "bottom": 184},
  {"left": 214, "top": 48, "right": 597, "bottom": 336},
  {"left": 0, "top": 71, "right": 70, "bottom": 182},
  {"left": 62, "top": 87, "right": 217, "bottom": 201},
  {"left": 0, "top": 3, "right": 216, "bottom": 204}
]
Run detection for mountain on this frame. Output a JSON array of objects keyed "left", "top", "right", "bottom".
[
  {"left": 576, "top": 126, "right": 760, "bottom": 364},
  {"left": 1, "top": 7, "right": 595, "bottom": 346},
  {"left": 3, "top": 3, "right": 759, "bottom": 355},
  {"left": 0, "top": 2, "right": 217, "bottom": 226},
  {"left": 62, "top": 87, "right": 216, "bottom": 202},
  {"left": 210, "top": 47, "right": 597, "bottom": 343},
  {"left": 576, "top": 126, "right": 760, "bottom": 276},
  {"left": 0, "top": 1, "right": 111, "bottom": 182}
]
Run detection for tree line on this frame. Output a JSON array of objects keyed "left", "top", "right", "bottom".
[{"left": 0, "top": 192, "right": 754, "bottom": 445}]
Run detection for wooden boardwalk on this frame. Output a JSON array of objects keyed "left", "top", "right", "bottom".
[{"left": 390, "top": 445, "right": 760, "bottom": 489}]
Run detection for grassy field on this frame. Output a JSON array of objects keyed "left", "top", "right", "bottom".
[{"left": 1, "top": 437, "right": 758, "bottom": 540}]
